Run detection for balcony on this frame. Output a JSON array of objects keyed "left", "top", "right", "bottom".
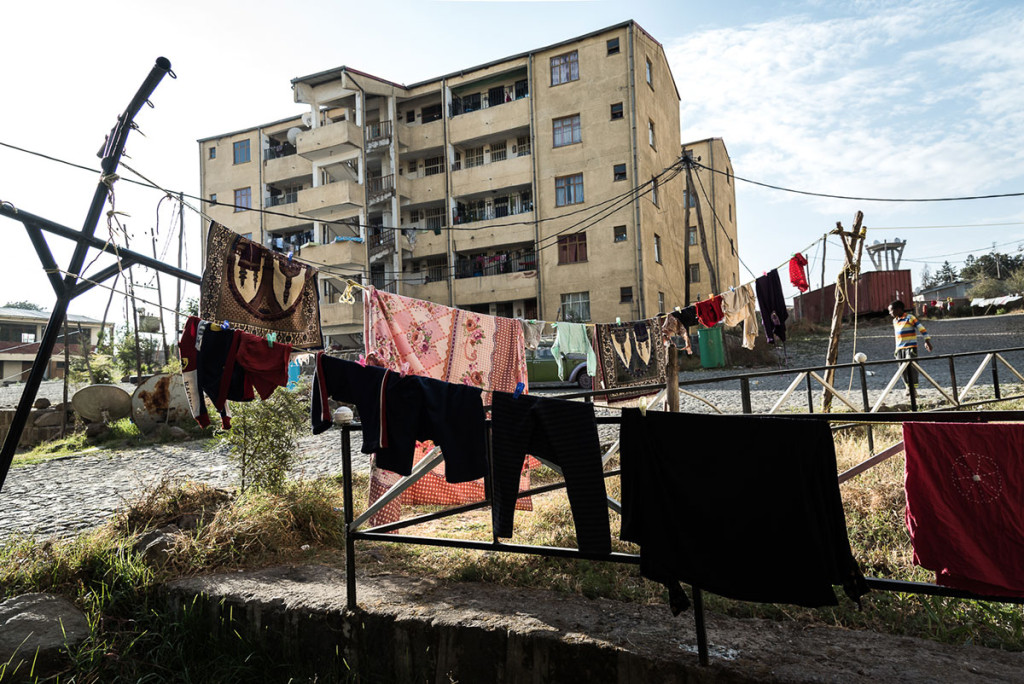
[
  {"left": 400, "top": 173, "right": 446, "bottom": 206},
  {"left": 454, "top": 269, "right": 538, "bottom": 307},
  {"left": 452, "top": 214, "right": 534, "bottom": 253},
  {"left": 320, "top": 301, "right": 361, "bottom": 330},
  {"left": 365, "top": 120, "right": 392, "bottom": 154},
  {"left": 296, "top": 120, "right": 362, "bottom": 162},
  {"left": 406, "top": 226, "right": 448, "bottom": 258},
  {"left": 449, "top": 97, "right": 529, "bottom": 144},
  {"left": 367, "top": 174, "right": 395, "bottom": 205},
  {"left": 451, "top": 153, "right": 531, "bottom": 197},
  {"left": 263, "top": 193, "right": 307, "bottom": 233},
  {"left": 298, "top": 238, "right": 365, "bottom": 270},
  {"left": 297, "top": 180, "right": 361, "bottom": 219},
  {"left": 368, "top": 228, "right": 395, "bottom": 257},
  {"left": 264, "top": 151, "right": 311, "bottom": 184},
  {"left": 402, "top": 279, "right": 449, "bottom": 304},
  {"left": 397, "top": 118, "right": 444, "bottom": 151}
]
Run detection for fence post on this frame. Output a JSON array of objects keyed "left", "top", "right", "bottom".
[
  {"left": 991, "top": 361, "right": 1001, "bottom": 400},
  {"left": 858, "top": 364, "right": 874, "bottom": 452},
  {"left": 805, "top": 373, "right": 815, "bottom": 413},
  {"left": 740, "top": 377, "right": 752, "bottom": 414},
  {"left": 666, "top": 344, "right": 679, "bottom": 413},
  {"left": 948, "top": 357, "right": 959, "bottom": 405}
]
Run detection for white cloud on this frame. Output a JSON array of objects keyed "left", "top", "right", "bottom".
[{"left": 668, "top": 0, "right": 1024, "bottom": 208}]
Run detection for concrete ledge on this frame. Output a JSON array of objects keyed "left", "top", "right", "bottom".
[{"left": 163, "top": 565, "right": 1024, "bottom": 683}]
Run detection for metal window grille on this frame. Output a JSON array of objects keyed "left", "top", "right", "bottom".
[
  {"left": 517, "top": 135, "right": 531, "bottom": 156},
  {"left": 490, "top": 141, "right": 507, "bottom": 163},
  {"left": 464, "top": 147, "right": 484, "bottom": 168},
  {"left": 424, "top": 156, "right": 444, "bottom": 176}
]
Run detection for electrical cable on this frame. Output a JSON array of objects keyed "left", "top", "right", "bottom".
[{"left": 692, "top": 160, "right": 1024, "bottom": 203}]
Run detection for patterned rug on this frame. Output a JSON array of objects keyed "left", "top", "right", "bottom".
[
  {"left": 591, "top": 319, "right": 667, "bottom": 404},
  {"left": 200, "top": 221, "right": 322, "bottom": 349}
]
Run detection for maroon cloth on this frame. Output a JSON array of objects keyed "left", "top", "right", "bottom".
[
  {"left": 694, "top": 295, "right": 724, "bottom": 327},
  {"left": 789, "top": 253, "right": 809, "bottom": 292},
  {"left": 904, "top": 422, "right": 1024, "bottom": 597}
]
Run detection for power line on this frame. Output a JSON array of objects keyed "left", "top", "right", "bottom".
[{"left": 693, "top": 160, "right": 1024, "bottom": 203}]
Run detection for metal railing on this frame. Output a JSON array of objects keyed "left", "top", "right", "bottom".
[
  {"left": 455, "top": 250, "right": 537, "bottom": 279},
  {"left": 452, "top": 200, "right": 533, "bottom": 225},
  {"left": 365, "top": 120, "right": 392, "bottom": 143},
  {"left": 266, "top": 191, "right": 298, "bottom": 207},
  {"left": 366, "top": 174, "right": 394, "bottom": 195},
  {"left": 368, "top": 228, "right": 394, "bottom": 256}
]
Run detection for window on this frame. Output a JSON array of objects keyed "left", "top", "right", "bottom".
[
  {"left": 208, "top": 146, "right": 216, "bottom": 159},
  {"left": 550, "top": 51, "right": 579, "bottom": 85},
  {"left": 658, "top": 291, "right": 665, "bottom": 313},
  {"left": 464, "top": 146, "right": 484, "bottom": 169},
  {"left": 514, "top": 79, "right": 529, "bottom": 99},
  {"left": 425, "top": 206, "right": 445, "bottom": 232},
  {"left": 422, "top": 104, "right": 442, "bottom": 123},
  {"left": 407, "top": 160, "right": 418, "bottom": 175},
  {"left": 689, "top": 264, "right": 700, "bottom": 283},
  {"left": 233, "top": 187, "right": 251, "bottom": 212},
  {"left": 646, "top": 58, "right": 653, "bottom": 86},
  {"left": 488, "top": 86, "right": 505, "bottom": 108},
  {"left": 210, "top": 193, "right": 218, "bottom": 205},
  {"left": 424, "top": 155, "right": 444, "bottom": 176},
  {"left": 688, "top": 227, "right": 697, "bottom": 246},
  {"left": 553, "top": 114, "right": 581, "bottom": 147},
  {"left": 607, "top": 38, "right": 620, "bottom": 55},
  {"left": 651, "top": 177, "right": 659, "bottom": 206},
  {"left": 516, "top": 135, "right": 531, "bottom": 157},
  {"left": 557, "top": 232, "right": 587, "bottom": 264},
  {"left": 489, "top": 141, "right": 507, "bottom": 163},
  {"left": 610, "top": 102, "right": 623, "bottom": 120},
  {"left": 613, "top": 163, "right": 627, "bottom": 182},
  {"left": 406, "top": 109, "right": 415, "bottom": 123},
  {"left": 560, "top": 291, "right": 590, "bottom": 322},
  {"left": 462, "top": 92, "right": 481, "bottom": 113},
  {"left": 613, "top": 225, "right": 627, "bottom": 242},
  {"left": 555, "top": 173, "right": 584, "bottom": 206},
  {"left": 233, "top": 139, "right": 251, "bottom": 165},
  {"left": 620, "top": 286, "right": 633, "bottom": 303},
  {"left": 648, "top": 119, "right": 656, "bottom": 148},
  {"left": 654, "top": 233, "right": 662, "bottom": 263},
  {"left": 685, "top": 190, "right": 697, "bottom": 208}
]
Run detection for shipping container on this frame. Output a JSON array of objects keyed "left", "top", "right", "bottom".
[{"left": 793, "top": 270, "right": 913, "bottom": 323}]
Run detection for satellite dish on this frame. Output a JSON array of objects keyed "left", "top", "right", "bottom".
[
  {"left": 286, "top": 127, "right": 302, "bottom": 146},
  {"left": 301, "top": 111, "right": 314, "bottom": 127},
  {"left": 72, "top": 385, "right": 132, "bottom": 423},
  {"left": 131, "top": 373, "right": 192, "bottom": 432}
]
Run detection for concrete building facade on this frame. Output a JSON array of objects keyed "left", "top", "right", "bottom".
[
  {"left": 0, "top": 307, "right": 111, "bottom": 383},
  {"left": 199, "top": 21, "right": 739, "bottom": 347}
]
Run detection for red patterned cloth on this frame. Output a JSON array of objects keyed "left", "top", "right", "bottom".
[
  {"left": 904, "top": 422, "right": 1024, "bottom": 597},
  {"left": 789, "top": 253, "right": 809, "bottom": 293},
  {"left": 363, "top": 288, "right": 531, "bottom": 526},
  {"left": 694, "top": 295, "right": 724, "bottom": 327}
]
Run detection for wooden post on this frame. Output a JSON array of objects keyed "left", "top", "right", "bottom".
[
  {"left": 61, "top": 317, "right": 69, "bottom": 438},
  {"left": 819, "top": 234, "right": 827, "bottom": 323},
  {"left": 821, "top": 212, "right": 865, "bottom": 412},
  {"left": 666, "top": 343, "right": 679, "bottom": 413},
  {"left": 683, "top": 166, "right": 693, "bottom": 305}
]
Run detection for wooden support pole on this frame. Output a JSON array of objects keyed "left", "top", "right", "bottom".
[
  {"left": 667, "top": 343, "right": 679, "bottom": 413},
  {"left": 822, "top": 211, "right": 864, "bottom": 412}
]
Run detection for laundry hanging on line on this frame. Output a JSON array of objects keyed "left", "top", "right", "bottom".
[
  {"left": 200, "top": 221, "right": 323, "bottom": 349},
  {"left": 590, "top": 318, "right": 667, "bottom": 405}
]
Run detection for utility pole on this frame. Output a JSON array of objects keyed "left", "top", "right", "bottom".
[
  {"left": 682, "top": 154, "right": 719, "bottom": 296},
  {"left": 821, "top": 211, "right": 866, "bottom": 412},
  {"left": 683, "top": 160, "right": 693, "bottom": 305},
  {"left": 175, "top": 192, "right": 184, "bottom": 335}
]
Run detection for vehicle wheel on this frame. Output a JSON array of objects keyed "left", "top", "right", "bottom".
[{"left": 577, "top": 372, "right": 593, "bottom": 390}]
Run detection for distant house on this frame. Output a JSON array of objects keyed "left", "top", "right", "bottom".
[
  {"left": 914, "top": 280, "right": 973, "bottom": 303},
  {"left": 0, "top": 307, "right": 113, "bottom": 384}
]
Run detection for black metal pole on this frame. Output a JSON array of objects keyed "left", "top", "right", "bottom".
[
  {"left": 342, "top": 425, "right": 357, "bottom": 609},
  {"left": 858, "top": 364, "right": 874, "bottom": 452},
  {"left": 0, "top": 57, "right": 172, "bottom": 494},
  {"left": 740, "top": 377, "right": 752, "bottom": 414},
  {"left": 991, "top": 361, "right": 1001, "bottom": 400},
  {"left": 692, "top": 587, "right": 709, "bottom": 666},
  {"left": 948, "top": 357, "right": 959, "bottom": 405}
]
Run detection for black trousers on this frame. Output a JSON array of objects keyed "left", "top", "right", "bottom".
[{"left": 491, "top": 392, "right": 610, "bottom": 554}]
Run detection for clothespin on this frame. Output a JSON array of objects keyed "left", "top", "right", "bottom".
[
  {"left": 265, "top": 332, "right": 277, "bottom": 348},
  {"left": 638, "top": 397, "right": 648, "bottom": 416},
  {"left": 399, "top": 361, "right": 410, "bottom": 378},
  {"left": 615, "top": 317, "right": 621, "bottom": 324},
  {"left": 513, "top": 381, "right": 525, "bottom": 399},
  {"left": 674, "top": 306, "right": 681, "bottom": 312},
  {"left": 287, "top": 251, "right": 294, "bottom": 261},
  {"left": 221, "top": 320, "right": 230, "bottom": 330}
]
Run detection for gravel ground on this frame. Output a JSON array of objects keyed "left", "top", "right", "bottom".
[{"left": 2, "top": 313, "right": 1021, "bottom": 541}]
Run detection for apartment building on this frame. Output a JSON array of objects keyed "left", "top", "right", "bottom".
[
  {"left": 681, "top": 137, "right": 740, "bottom": 302},
  {"left": 199, "top": 21, "right": 739, "bottom": 347}
]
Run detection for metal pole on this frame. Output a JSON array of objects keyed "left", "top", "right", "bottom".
[
  {"left": 948, "top": 357, "right": 959, "bottom": 405},
  {"left": 175, "top": 191, "right": 184, "bottom": 337},
  {"left": 858, "top": 364, "right": 873, "bottom": 453},
  {"left": 341, "top": 425, "right": 357, "bottom": 609},
  {"left": 991, "top": 362, "right": 1001, "bottom": 400},
  {"left": 0, "top": 57, "right": 172, "bottom": 493},
  {"left": 693, "top": 587, "right": 709, "bottom": 666},
  {"left": 740, "top": 377, "right": 752, "bottom": 414},
  {"left": 150, "top": 226, "right": 169, "bottom": 363},
  {"left": 61, "top": 317, "right": 69, "bottom": 438}
]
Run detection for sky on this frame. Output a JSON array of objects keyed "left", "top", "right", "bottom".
[{"left": 1, "top": 0, "right": 1022, "bottom": 337}]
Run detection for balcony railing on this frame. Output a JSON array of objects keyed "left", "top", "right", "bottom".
[
  {"left": 365, "top": 120, "right": 392, "bottom": 143},
  {"left": 451, "top": 82, "right": 529, "bottom": 117},
  {"left": 266, "top": 191, "right": 298, "bottom": 207},
  {"left": 366, "top": 174, "right": 395, "bottom": 195},
  {"left": 452, "top": 200, "right": 533, "bottom": 225},
  {"left": 264, "top": 143, "right": 297, "bottom": 161},
  {"left": 368, "top": 228, "right": 395, "bottom": 256},
  {"left": 455, "top": 250, "right": 537, "bottom": 279}
]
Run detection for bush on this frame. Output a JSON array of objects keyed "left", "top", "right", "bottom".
[{"left": 222, "top": 384, "right": 308, "bottom": 493}]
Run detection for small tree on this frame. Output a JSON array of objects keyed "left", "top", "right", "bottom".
[
  {"left": 934, "top": 260, "right": 959, "bottom": 285},
  {"left": 223, "top": 384, "right": 308, "bottom": 493},
  {"left": 968, "top": 277, "right": 1011, "bottom": 300}
]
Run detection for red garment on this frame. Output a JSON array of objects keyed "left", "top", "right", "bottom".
[
  {"left": 904, "top": 422, "right": 1024, "bottom": 597},
  {"left": 789, "top": 253, "right": 809, "bottom": 292},
  {"left": 694, "top": 295, "right": 724, "bottom": 327},
  {"left": 216, "top": 328, "right": 293, "bottom": 412}
]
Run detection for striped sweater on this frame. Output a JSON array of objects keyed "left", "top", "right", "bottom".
[{"left": 894, "top": 313, "right": 929, "bottom": 350}]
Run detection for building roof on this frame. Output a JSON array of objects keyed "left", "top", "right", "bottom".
[{"left": 0, "top": 307, "right": 103, "bottom": 324}]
